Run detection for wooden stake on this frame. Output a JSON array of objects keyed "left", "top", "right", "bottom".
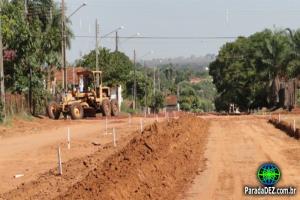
[
  {"left": 113, "top": 128, "right": 116, "bottom": 147},
  {"left": 67, "top": 127, "right": 70, "bottom": 150},
  {"left": 294, "top": 119, "right": 296, "bottom": 132},
  {"left": 14, "top": 174, "right": 24, "bottom": 179},
  {"left": 105, "top": 117, "right": 108, "bottom": 135},
  {"left": 57, "top": 146, "right": 62, "bottom": 175},
  {"left": 140, "top": 118, "right": 143, "bottom": 133}
]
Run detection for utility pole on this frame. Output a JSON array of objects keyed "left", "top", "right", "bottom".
[
  {"left": 29, "top": 67, "right": 32, "bottom": 114},
  {"left": 133, "top": 49, "right": 136, "bottom": 110},
  {"left": 144, "top": 60, "right": 147, "bottom": 108},
  {"left": 158, "top": 67, "right": 160, "bottom": 92},
  {"left": 115, "top": 31, "right": 119, "bottom": 52},
  {"left": 95, "top": 19, "right": 100, "bottom": 85},
  {"left": 157, "top": 60, "right": 161, "bottom": 92},
  {"left": 153, "top": 66, "right": 156, "bottom": 95},
  {"left": 0, "top": 6, "right": 5, "bottom": 115},
  {"left": 61, "top": 0, "right": 67, "bottom": 91},
  {"left": 24, "top": 0, "right": 28, "bottom": 16}
]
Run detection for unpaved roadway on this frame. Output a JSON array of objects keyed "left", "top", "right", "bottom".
[
  {"left": 0, "top": 116, "right": 157, "bottom": 194},
  {"left": 1, "top": 115, "right": 300, "bottom": 200},
  {"left": 183, "top": 116, "right": 300, "bottom": 200}
]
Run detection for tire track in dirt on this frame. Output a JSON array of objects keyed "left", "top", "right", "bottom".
[
  {"left": 182, "top": 117, "right": 300, "bottom": 200},
  {"left": 1, "top": 115, "right": 209, "bottom": 200},
  {"left": 0, "top": 117, "right": 156, "bottom": 196},
  {"left": 55, "top": 116, "right": 209, "bottom": 200}
]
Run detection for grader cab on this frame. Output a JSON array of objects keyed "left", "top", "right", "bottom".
[{"left": 47, "top": 70, "right": 119, "bottom": 120}]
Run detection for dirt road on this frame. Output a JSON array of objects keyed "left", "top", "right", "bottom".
[
  {"left": 183, "top": 116, "right": 300, "bottom": 200},
  {"left": 0, "top": 116, "right": 156, "bottom": 194},
  {"left": 1, "top": 115, "right": 208, "bottom": 200},
  {"left": 2, "top": 115, "right": 300, "bottom": 200}
]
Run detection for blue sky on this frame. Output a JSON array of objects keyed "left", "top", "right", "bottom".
[{"left": 61, "top": 0, "right": 300, "bottom": 62}]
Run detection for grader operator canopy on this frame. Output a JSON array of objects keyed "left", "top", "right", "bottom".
[{"left": 77, "top": 70, "right": 103, "bottom": 92}]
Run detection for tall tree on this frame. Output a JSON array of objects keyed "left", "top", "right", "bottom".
[
  {"left": 1, "top": 0, "right": 73, "bottom": 115},
  {"left": 209, "top": 29, "right": 295, "bottom": 111},
  {"left": 76, "top": 48, "right": 133, "bottom": 86}
]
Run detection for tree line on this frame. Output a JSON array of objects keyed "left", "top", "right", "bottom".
[
  {"left": 0, "top": 0, "right": 72, "bottom": 121},
  {"left": 209, "top": 28, "right": 300, "bottom": 111},
  {"left": 0, "top": 0, "right": 216, "bottom": 122},
  {"left": 76, "top": 49, "right": 216, "bottom": 113}
]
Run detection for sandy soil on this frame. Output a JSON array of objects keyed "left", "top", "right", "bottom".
[
  {"left": 182, "top": 116, "right": 300, "bottom": 200},
  {"left": 0, "top": 115, "right": 209, "bottom": 200},
  {"left": 2, "top": 114, "right": 300, "bottom": 200},
  {"left": 0, "top": 116, "right": 157, "bottom": 195},
  {"left": 276, "top": 114, "right": 300, "bottom": 129},
  {"left": 56, "top": 115, "right": 208, "bottom": 200}
]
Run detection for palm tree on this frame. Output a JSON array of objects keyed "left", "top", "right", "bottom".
[
  {"left": 284, "top": 28, "right": 300, "bottom": 78},
  {"left": 27, "top": 0, "right": 74, "bottom": 89},
  {"left": 263, "top": 31, "right": 292, "bottom": 79}
]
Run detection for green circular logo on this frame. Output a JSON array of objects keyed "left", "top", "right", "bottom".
[{"left": 257, "top": 163, "right": 281, "bottom": 186}]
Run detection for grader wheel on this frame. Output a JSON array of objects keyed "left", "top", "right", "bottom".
[
  {"left": 111, "top": 100, "right": 119, "bottom": 116},
  {"left": 102, "top": 99, "right": 111, "bottom": 116},
  {"left": 47, "top": 101, "right": 61, "bottom": 120},
  {"left": 70, "top": 103, "right": 84, "bottom": 120}
]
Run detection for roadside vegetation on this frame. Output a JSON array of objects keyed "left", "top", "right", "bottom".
[
  {"left": 0, "top": 0, "right": 72, "bottom": 122},
  {"left": 210, "top": 28, "right": 300, "bottom": 111},
  {"left": 76, "top": 51, "right": 216, "bottom": 113},
  {"left": 0, "top": 0, "right": 216, "bottom": 123}
]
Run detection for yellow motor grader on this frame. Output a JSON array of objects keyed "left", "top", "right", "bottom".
[{"left": 47, "top": 70, "right": 119, "bottom": 120}]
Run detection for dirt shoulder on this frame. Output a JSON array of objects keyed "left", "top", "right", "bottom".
[
  {"left": 0, "top": 116, "right": 91, "bottom": 139},
  {"left": 1, "top": 115, "right": 209, "bottom": 200},
  {"left": 182, "top": 116, "right": 300, "bottom": 200},
  {"left": 0, "top": 116, "right": 156, "bottom": 194}
]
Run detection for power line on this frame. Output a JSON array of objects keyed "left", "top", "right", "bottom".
[{"left": 74, "top": 35, "right": 238, "bottom": 40}]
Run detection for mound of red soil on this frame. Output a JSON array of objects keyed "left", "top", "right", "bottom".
[
  {"left": 57, "top": 115, "right": 209, "bottom": 200},
  {"left": 1, "top": 115, "right": 209, "bottom": 200}
]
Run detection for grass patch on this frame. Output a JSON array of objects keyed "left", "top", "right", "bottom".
[
  {"left": 1, "top": 115, "right": 13, "bottom": 127},
  {"left": 0, "top": 112, "right": 34, "bottom": 127},
  {"left": 17, "top": 112, "right": 34, "bottom": 121}
]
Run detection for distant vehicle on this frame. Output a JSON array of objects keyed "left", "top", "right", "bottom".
[
  {"left": 229, "top": 103, "right": 240, "bottom": 114},
  {"left": 47, "top": 70, "right": 119, "bottom": 120}
]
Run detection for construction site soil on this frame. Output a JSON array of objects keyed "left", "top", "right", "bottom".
[{"left": 1, "top": 115, "right": 209, "bottom": 200}]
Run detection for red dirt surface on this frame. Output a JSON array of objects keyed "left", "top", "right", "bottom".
[
  {"left": 0, "top": 116, "right": 86, "bottom": 139},
  {"left": 4, "top": 114, "right": 300, "bottom": 199},
  {"left": 1, "top": 115, "right": 209, "bottom": 200},
  {"left": 58, "top": 116, "right": 208, "bottom": 200},
  {"left": 182, "top": 116, "right": 300, "bottom": 200},
  {"left": 0, "top": 116, "right": 156, "bottom": 195}
]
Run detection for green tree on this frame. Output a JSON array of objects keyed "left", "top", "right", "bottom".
[
  {"left": 209, "top": 29, "right": 295, "bottom": 111},
  {"left": 149, "top": 91, "right": 164, "bottom": 113},
  {"left": 1, "top": 0, "right": 73, "bottom": 116},
  {"left": 125, "top": 70, "right": 153, "bottom": 107},
  {"left": 76, "top": 48, "right": 133, "bottom": 86},
  {"left": 177, "top": 80, "right": 215, "bottom": 112}
]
